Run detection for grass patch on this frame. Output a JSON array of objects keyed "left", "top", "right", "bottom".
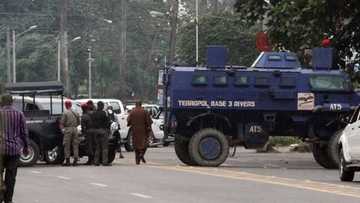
[{"left": 269, "top": 136, "right": 302, "bottom": 147}]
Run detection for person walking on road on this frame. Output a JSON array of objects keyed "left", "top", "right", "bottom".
[
  {"left": 60, "top": 100, "right": 80, "bottom": 166},
  {"left": 127, "top": 101, "right": 151, "bottom": 165},
  {"left": 93, "top": 101, "right": 111, "bottom": 166},
  {"left": 0, "top": 94, "right": 29, "bottom": 203}
]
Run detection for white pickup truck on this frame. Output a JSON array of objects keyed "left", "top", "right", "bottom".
[
  {"left": 77, "top": 99, "right": 165, "bottom": 151},
  {"left": 338, "top": 106, "right": 360, "bottom": 181}
]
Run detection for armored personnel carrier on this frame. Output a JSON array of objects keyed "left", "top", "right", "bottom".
[{"left": 162, "top": 46, "right": 360, "bottom": 168}]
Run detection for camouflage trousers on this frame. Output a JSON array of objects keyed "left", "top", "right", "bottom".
[{"left": 63, "top": 127, "right": 79, "bottom": 159}]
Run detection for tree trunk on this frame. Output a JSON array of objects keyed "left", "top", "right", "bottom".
[{"left": 120, "top": 0, "right": 127, "bottom": 80}]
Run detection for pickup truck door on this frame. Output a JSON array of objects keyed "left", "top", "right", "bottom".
[{"left": 348, "top": 109, "right": 360, "bottom": 160}]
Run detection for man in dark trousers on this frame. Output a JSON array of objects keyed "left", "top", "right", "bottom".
[
  {"left": 85, "top": 100, "right": 97, "bottom": 164},
  {"left": 127, "top": 101, "right": 151, "bottom": 165},
  {"left": 81, "top": 103, "right": 94, "bottom": 165},
  {"left": 93, "top": 101, "right": 111, "bottom": 166},
  {"left": 0, "top": 94, "right": 29, "bottom": 203}
]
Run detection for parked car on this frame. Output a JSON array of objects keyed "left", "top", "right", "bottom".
[{"left": 338, "top": 106, "right": 360, "bottom": 181}]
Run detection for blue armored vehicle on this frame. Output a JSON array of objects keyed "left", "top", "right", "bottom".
[{"left": 162, "top": 46, "right": 360, "bottom": 168}]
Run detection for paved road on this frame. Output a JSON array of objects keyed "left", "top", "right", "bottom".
[{"left": 13, "top": 147, "right": 360, "bottom": 203}]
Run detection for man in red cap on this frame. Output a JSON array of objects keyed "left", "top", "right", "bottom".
[{"left": 60, "top": 100, "right": 80, "bottom": 166}]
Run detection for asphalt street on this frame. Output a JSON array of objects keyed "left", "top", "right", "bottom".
[{"left": 13, "top": 147, "right": 360, "bottom": 203}]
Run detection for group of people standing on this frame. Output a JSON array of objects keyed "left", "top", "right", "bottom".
[
  {"left": 0, "top": 95, "right": 153, "bottom": 203},
  {"left": 60, "top": 99, "right": 153, "bottom": 166}
]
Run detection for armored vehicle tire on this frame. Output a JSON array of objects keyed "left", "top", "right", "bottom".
[
  {"left": 174, "top": 135, "right": 197, "bottom": 166},
  {"left": 19, "top": 140, "right": 40, "bottom": 167},
  {"left": 312, "top": 143, "right": 337, "bottom": 169},
  {"left": 188, "top": 128, "right": 229, "bottom": 167},
  {"left": 124, "top": 130, "right": 134, "bottom": 152},
  {"left": 327, "top": 131, "right": 342, "bottom": 168},
  {"left": 44, "top": 146, "right": 65, "bottom": 164},
  {"left": 339, "top": 149, "right": 354, "bottom": 182}
]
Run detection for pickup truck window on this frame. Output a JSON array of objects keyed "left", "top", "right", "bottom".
[
  {"left": 109, "top": 102, "right": 122, "bottom": 114},
  {"left": 350, "top": 108, "right": 360, "bottom": 123}
]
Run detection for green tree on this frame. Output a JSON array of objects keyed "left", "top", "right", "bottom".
[
  {"left": 234, "top": 0, "right": 360, "bottom": 65},
  {"left": 177, "top": 12, "right": 258, "bottom": 66}
]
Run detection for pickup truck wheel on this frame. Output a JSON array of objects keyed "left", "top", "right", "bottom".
[
  {"left": 312, "top": 143, "right": 337, "bottom": 169},
  {"left": 108, "top": 147, "right": 116, "bottom": 163},
  {"left": 44, "top": 146, "right": 64, "bottom": 164},
  {"left": 327, "top": 130, "right": 342, "bottom": 168},
  {"left": 124, "top": 130, "right": 134, "bottom": 152},
  {"left": 163, "top": 141, "right": 170, "bottom": 147},
  {"left": 188, "top": 128, "right": 229, "bottom": 167},
  {"left": 174, "top": 135, "right": 197, "bottom": 166},
  {"left": 19, "top": 140, "right": 40, "bottom": 167},
  {"left": 339, "top": 149, "right": 354, "bottom": 182}
]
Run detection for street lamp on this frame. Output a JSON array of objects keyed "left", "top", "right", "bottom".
[
  {"left": 103, "top": 19, "right": 113, "bottom": 24},
  {"left": 196, "top": 0, "right": 199, "bottom": 66},
  {"left": 87, "top": 47, "right": 95, "bottom": 98},
  {"left": 12, "top": 25, "right": 38, "bottom": 83}
]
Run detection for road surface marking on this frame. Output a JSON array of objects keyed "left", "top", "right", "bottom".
[
  {"left": 150, "top": 165, "right": 360, "bottom": 199},
  {"left": 57, "top": 176, "right": 71, "bottom": 180},
  {"left": 90, "top": 183, "right": 108, "bottom": 188},
  {"left": 31, "top": 170, "right": 42, "bottom": 174},
  {"left": 130, "top": 193, "right": 153, "bottom": 199}
]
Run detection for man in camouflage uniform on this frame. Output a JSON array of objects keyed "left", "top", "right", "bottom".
[{"left": 60, "top": 100, "right": 80, "bottom": 166}]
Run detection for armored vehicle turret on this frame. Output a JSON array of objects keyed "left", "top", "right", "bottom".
[{"left": 162, "top": 46, "right": 360, "bottom": 168}]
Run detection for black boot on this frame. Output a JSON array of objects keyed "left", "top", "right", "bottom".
[
  {"left": 85, "top": 156, "right": 93, "bottom": 165},
  {"left": 63, "top": 158, "right": 70, "bottom": 166},
  {"left": 119, "top": 152, "right": 124, "bottom": 159},
  {"left": 135, "top": 151, "right": 140, "bottom": 165},
  {"left": 141, "top": 156, "right": 146, "bottom": 164},
  {"left": 73, "top": 158, "right": 78, "bottom": 166}
]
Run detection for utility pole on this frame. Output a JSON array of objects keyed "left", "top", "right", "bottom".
[
  {"left": 6, "top": 28, "right": 11, "bottom": 83},
  {"left": 60, "top": 0, "right": 69, "bottom": 95},
  {"left": 168, "top": 0, "right": 179, "bottom": 65},
  {"left": 12, "top": 30, "right": 16, "bottom": 83},
  {"left": 196, "top": 0, "right": 199, "bottom": 66},
  {"left": 57, "top": 38, "right": 61, "bottom": 82},
  {"left": 120, "top": 0, "right": 127, "bottom": 78},
  {"left": 88, "top": 47, "right": 93, "bottom": 98}
]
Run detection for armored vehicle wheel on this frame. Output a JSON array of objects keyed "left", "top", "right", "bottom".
[
  {"left": 188, "top": 128, "right": 229, "bottom": 167},
  {"left": 174, "top": 135, "right": 197, "bottom": 166},
  {"left": 19, "top": 140, "right": 40, "bottom": 166},
  {"left": 124, "top": 130, "right": 134, "bottom": 152},
  {"left": 312, "top": 143, "right": 337, "bottom": 169},
  {"left": 327, "top": 130, "right": 342, "bottom": 168},
  {"left": 44, "top": 146, "right": 64, "bottom": 164},
  {"left": 339, "top": 149, "right": 354, "bottom": 182},
  {"left": 108, "top": 147, "right": 116, "bottom": 163}
]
